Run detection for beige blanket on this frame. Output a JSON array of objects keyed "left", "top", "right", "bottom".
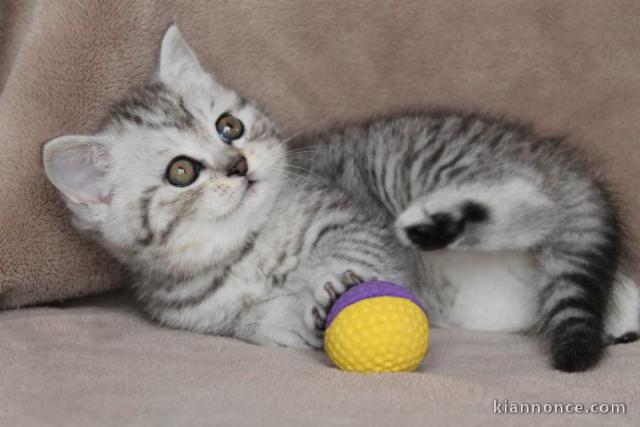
[
  {"left": 1, "top": 1, "right": 640, "bottom": 307},
  {"left": 2, "top": 291, "right": 638, "bottom": 426},
  {"left": 3, "top": 3, "right": 640, "bottom": 425}
]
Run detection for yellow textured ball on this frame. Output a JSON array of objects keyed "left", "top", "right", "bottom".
[{"left": 325, "top": 295, "right": 430, "bottom": 373}]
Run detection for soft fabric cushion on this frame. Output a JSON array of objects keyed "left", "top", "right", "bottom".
[
  {"left": 1, "top": 291, "right": 639, "bottom": 426},
  {"left": 1, "top": 0, "right": 639, "bottom": 307}
]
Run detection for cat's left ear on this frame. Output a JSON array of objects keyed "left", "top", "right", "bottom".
[
  {"left": 43, "top": 135, "right": 113, "bottom": 205},
  {"left": 158, "top": 25, "right": 206, "bottom": 87}
]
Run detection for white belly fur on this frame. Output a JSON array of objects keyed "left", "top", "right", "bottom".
[
  {"left": 421, "top": 250, "right": 640, "bottom": 337},
  {"left": 425, "top": 250, "right": 538, "bottom": 332}
]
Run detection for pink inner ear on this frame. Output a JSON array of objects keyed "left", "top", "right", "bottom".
[
  {"left": 67, "top": 161, "right": 109, "bottom": 203},
  {"left": 158, "top": 25, "right": 206, "bottom": 89},
  {"left": 46, "top": 136, "right": 112, "bottom": 205}
]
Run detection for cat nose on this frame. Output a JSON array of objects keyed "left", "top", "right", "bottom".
[{"left": 227, "top": 156, "right": 248, "bottom": 177}]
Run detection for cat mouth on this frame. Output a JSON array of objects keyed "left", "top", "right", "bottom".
[
  {"left": 234, "top": 171, "right": 268, "bottom": 213},
  {"left": 245, "top": 176, "right": 259, "bottom": 194},
  {"left": 241, "top": 178, "right": 260, "bottom": 200},
  {"left": 220, "top": 179, "right": 260, "bottom": 221}
]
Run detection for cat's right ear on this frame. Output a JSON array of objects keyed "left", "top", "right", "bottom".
[
  {"left": 43, "top": 135, "right": 113, "bottom": 205},
  {"left": 158, "top": 24, "right": 205, "bottom": 87}
]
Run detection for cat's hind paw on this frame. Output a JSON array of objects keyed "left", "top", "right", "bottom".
[{"left": 396, "top": 199, "right": 488, "bottom": 251}]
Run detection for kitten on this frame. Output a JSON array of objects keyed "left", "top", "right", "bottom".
[{"left": 43, "top": 25, "right": 639, "bottom": 372}]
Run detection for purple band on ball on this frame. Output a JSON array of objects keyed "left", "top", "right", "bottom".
[{"left": 325, "top": 280, "right": 426, "bottom": 328}]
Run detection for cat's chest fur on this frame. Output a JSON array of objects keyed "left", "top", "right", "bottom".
[{"left": 138, "top": 180, "right": 410, "bottom": 334}]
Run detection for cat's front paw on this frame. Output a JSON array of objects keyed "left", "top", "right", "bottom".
[
  {"left": 396, "top": 200, "right": 488, "bottom": 250},
  {"left": 253, "top": 326, "right": 324, "bottom": 350},
  {"left": 305, "top": 271, "right": 364, "bottom": 333},
  {"left": 243, "top": 290, "right": 327, "bottom": 350}
]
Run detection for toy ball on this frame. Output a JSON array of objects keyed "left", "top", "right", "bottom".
[{"left": 324, "top": 280, "right": 429, "bottom": 373}]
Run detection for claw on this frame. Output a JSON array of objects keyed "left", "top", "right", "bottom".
[
  {"left": 324, "top": 282, "right": 338, "bottom": 304},
  {"left": 343, "top": 270, "right": 363, "bottom": 287},
  {"left": 312, "top": 306, "right": 326, "bottom": 331}
]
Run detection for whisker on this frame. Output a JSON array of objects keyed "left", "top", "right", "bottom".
[
  {"left": 285, "top": 146, "right": 322, "bottom": 156},
  {"left": 268, "top": 168, "right": 312, "bottom": 182},
  {"left": 285, "top": 149, "right": 321, "bottom": 157},
  {"left": 268, "top": 165, "right": 318, "bottom": 180},
  {"left": 284, "top": 164, "right": 325, "bottom": 181},
  {"left": 278, "top": 130, "right": 308, "bottom": 145}
]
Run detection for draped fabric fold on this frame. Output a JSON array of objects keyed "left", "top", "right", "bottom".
[{"left": 1, "top": 0, "right": 639, "bottom": 308}]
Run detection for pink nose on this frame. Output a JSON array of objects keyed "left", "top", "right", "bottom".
[{"left": 227, "top": 156, "right": 248, "bottom": 177}]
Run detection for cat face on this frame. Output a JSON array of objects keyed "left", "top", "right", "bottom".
[{"left": 43, "top": 26, "right": 285, "bottom": 276}]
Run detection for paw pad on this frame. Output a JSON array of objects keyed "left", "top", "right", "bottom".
[{"left": 405, "top": 213, "right": 464, "bottom": 250}]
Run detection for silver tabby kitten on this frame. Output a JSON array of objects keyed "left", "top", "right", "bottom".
[{"left": 44, "top": 26, "right": 639, "bottom": 372}]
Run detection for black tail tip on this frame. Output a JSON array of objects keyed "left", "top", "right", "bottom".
[{"left": 551, "top": 331, "right": 606, "bottom": 372}]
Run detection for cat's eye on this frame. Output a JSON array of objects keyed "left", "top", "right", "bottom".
[
  {"left": 216, "top": 113, "right": 244, "bottom": 143},
  {"left": 166, "top": 156, "right": 201, "bottom": 187}
]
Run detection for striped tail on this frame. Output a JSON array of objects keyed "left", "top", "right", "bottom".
[{"left": 537, "top": 194, "right": 623, "bottom": 372}]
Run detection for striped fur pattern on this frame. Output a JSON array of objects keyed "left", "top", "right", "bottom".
[
  {"left": 293, "top": 113, "right": 640, "bottom": 371},
  {"left": 43, "top": 26, "right": 639, "bottom": 372}
]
